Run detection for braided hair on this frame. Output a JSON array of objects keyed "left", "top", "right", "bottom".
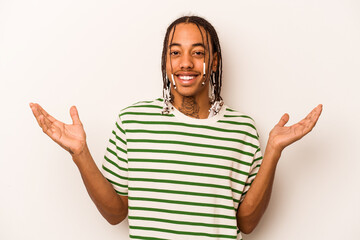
[{"left": 161, "top": 16, "right": 223, "bottom": 103}]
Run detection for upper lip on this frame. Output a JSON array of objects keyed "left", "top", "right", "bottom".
[{"left": 175, "top": 71, "right": 199, "bottom": 76}]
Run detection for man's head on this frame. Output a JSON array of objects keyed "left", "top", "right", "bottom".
[{"left": 161, "top": 16, "right": 223, "bottom": 103}]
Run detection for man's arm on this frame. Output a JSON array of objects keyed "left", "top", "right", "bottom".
[
  {"left": 30, "top": 103, "right": 128, "bottom": 224},
  {"left": 236, "top": 145, "right": 280, "bottom": 234},
  {"left": 237, "top": 104, "right": 323, "bottom": 233},
  {"left": 73, "top": 144, "right": 128, "bottom": 225}
]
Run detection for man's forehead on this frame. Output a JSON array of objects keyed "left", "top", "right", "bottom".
[{"left": 168, "top": 23, "right": 210, "bottom": 47}]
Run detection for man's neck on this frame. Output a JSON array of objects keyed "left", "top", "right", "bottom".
[{"left": 172, "top": 95, "right": 211, "bottom": 119}]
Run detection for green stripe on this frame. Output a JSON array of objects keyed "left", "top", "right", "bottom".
[
  {"left": 115, "top": 122, "right": 125, "bottom": 134},
  {"left": 109, "top": 139, "right": 127, "bottom": 154},
  {"left": 123, "top": 120, "right": 258, "bottom": 139},
  {"left": 129, "top": 177, "right": 233, "bottom": 191},
  {"left": 126, "top": 129, "right": 258, "bottom": 148},
  {"left": 106, "top": 177, "right": 127, "bottom": 188},
  {"left": 128, "top": 216, "right": 236, "bottom": 229},
  {"left": 252, "top": 156, "right": 263, "bottom": 165},
  {"left": 114, "top": 189, "right": 128, "bottom": 195},
  {"left": 129, "top": 158, "right": 248, "bottom": 178},
  {"left": 132, "top": 99, "right": 163, "bottom": 105},
  {"left": 223, "top": 114, "right": 253, "bottom": 120},
  {"left": 254, "top": 164, "right": 261, "bottom": 169},
  {"left": 226, "top": 108, "right": 237, "bottom": 112},
  {"left": 249, "top": 172, "right": 258, "bottom": 178},
  {"left": 128, "top": 168, "right": 246, "bottom": 186},
  {"left": 128, "top": 206, "right": 236, "bottom": 220},
  {"left": 123, "top": 104, "right": 163, "bottom": 110},
  {"left": 112, "top": 130, "right": 126, "bottom": 145},
  {"left": 129, "top": 226, "right": 236, "bottom": 239},
  {"left": 129, "top": 235, "right": 168, "bottom": 240},
  {"left": 129, "top": 187, "right": 235, "bottom": 202},
  {"left": 120, "top": 112, "right": 175, "bottom": 117},
  {"left": 106, "top": 147, "right": 127, "bottom": 163},
  {"left": 128, "top": 196, "right": 236, "bottom": 210},
  {"left": 102, "top": 165, "right": 127, "bottom": 181},
  {"left": 218, "top": 120, "right": 256, "bottom": 130},
  {"left": 128, "top": 149, "right": 251, "bottom": 167},
  {"left": 128, "top": 138, "right": 254, "bottom": 157},
  {"left": 129, "top": 176, "right": 243, "bottom": 196},
  {"left": 104, "top": 155, "right": 127, "bottom": 171}
]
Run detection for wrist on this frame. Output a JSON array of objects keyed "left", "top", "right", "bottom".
[
  {"left": 266, "top": 135, "right": 285, "bottom": 153},
  {"left": 71, "top": 143, "right": 91, "bottom": 166},
  {"left": 264, "top": 142, "right": 282, "bottom": 164}
]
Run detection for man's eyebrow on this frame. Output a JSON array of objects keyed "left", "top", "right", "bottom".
[
  {"left": 192, "top": 43, "right": 205, "bottom": 48},
  {"left": 169, "top": 42, "right": 206, "bottom": 48},
  {"left": 169, "top": 43, "right": 181, "bottom": 48}
]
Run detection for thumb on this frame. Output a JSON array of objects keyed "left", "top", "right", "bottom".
[
  {"left": 70, "top": 106, "right": 82, "bottom": 125},
  {"left": 277, "top": 113, "right": 289, "bottom": 127}
]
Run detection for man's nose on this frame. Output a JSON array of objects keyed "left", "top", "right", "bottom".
[{"left": 180, "top": 53, "right": 194, "bottom": 69}]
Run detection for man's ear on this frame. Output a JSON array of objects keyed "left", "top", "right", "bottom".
[{"left": 212, "top": 52, "right": 219, "bottom": 72}]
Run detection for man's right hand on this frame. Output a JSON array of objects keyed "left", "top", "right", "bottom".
[
  {"left": 29, "top": 103, "right": 128, "bottom": 224},
  {"left": 29, "top": 103, "right": 87, "bottom": 156}
]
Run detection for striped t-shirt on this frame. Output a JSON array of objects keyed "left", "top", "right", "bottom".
[{"left": 102, "top": 98, "right": 263, "bottom": 240}]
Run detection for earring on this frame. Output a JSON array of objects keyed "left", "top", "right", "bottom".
[
  {"left": 209, "top": 100, "right": 224, "bottom": 117},
  {"left": 201, "top": 62, "right": 206, "bottom": 86},
  {"left": 208, "top": 70, "right": 223, "bottom": 117},
  {"left": 209, "top": 71, "right": 215, "bottom": 102},
  {"left": 171, "top": 74, "right": 176, "bottom": 89},
  {"left": 162, "top": 77, "right": 172, "bottom": 114}
]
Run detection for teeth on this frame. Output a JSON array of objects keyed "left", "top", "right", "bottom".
[{"left": 179, "top": 75, "right": 195, "bottom": 80}]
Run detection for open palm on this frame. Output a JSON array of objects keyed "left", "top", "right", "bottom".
[
  {"left": 30, "top": 103, "right": 86, "bottom": 155},
  {"left": 269, "top": 104, "right": 323, "bottom": 151}
]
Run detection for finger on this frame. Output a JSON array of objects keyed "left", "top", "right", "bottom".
[
  {"left": 304, "top": 104, "right": 323, "bottom": 125},
  {"left": 311, "top": 104, "right": 323, "bottom": 127},
  {"left": 276, "top": 113, "right": 289, "bottom": 127},
  {"left": 31, "top": 103, "right": 51, "bottom": 131},
  {"left": 30, "top": 103, "right": 57, "bottom": 126},
  {"left": 30, "top": 103, "right": 45, "bottom": 127},
  {"left": 316, "top": 104, "right": 323, "bottom": 116},
  {"left": 31, "top": 104, "right": 53, "bottom": 130},
  {"left": 300, "top": 104, "right": 323, "bottom": 133},
  {"left": 38, "top": 114, "right": 53, "bottom": 137},
  {"left": 36, "top": 103, "right": 57, "bottom": 123},
  {"left": 70, "top": 106, "right": 82, "bottom": 125},
  {"left": 306, "top": 104, "right": 323, "bottom": 120}
]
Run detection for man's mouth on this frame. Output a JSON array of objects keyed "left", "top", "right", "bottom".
[{"left": 177, "top": 75, "right": 196, "bottom": 80}]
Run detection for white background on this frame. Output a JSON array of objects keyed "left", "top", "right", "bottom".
[{"left": 1, "top": 0, "right": 359, "bottom": 239}]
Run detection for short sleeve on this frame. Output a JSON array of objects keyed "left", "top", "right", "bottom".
[
  {"left": 101, "top": 115, "right": 128, "bottom": 196},
  {"left": 240, "top": 143, "right": 263, "bottom": 203}
]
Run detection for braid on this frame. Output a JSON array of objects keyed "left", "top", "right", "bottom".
[{"left": 161, "top": 16, "right": 223, "bottom": 103}]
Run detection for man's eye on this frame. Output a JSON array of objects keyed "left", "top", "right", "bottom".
[
  {"left": 194, "top": 51, "right": 204, "bottom": 56},
  {"left": 170, "top": 51, "right": 179, "bottom": 56}
]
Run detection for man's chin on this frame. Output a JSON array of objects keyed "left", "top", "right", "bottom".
[
  {"left": 175, "top": 90, "right": 197, "bottom": 98},
  {"left": 174, "top": 85, "right": 206, "bottom": 98}
]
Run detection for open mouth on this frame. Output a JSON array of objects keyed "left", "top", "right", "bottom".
[
  {"left": 177, "top": 75, "right": 197, "bottom": 80},
  {"left": 175, "top": 73, "right": 200, "bottom": 85}
]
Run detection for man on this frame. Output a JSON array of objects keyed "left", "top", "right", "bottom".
[{"left": 30, "top": 16, "right": 322, "bottom": 239}]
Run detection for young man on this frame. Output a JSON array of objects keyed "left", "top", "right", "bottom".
[{"left": 30, "top": 16, "right": 322, "bottom": 240}]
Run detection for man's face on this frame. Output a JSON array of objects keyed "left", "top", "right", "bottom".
[{"left": 166, "top": 23, "right": 216, "bottom": 99}]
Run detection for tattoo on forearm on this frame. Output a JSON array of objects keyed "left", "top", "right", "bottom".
[{"left": 179, "top": 97, "right": 200, "bottom": 118}]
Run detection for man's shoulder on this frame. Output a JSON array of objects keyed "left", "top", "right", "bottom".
[
  {"left": 221, "top": 105, "right": 256, "bottom": 123},
  {"left": 118, "top": 98, "right": 165, "bottom": 118},
  {"left": 220, "top": 105, "right": 259, "bottom": 136}
]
